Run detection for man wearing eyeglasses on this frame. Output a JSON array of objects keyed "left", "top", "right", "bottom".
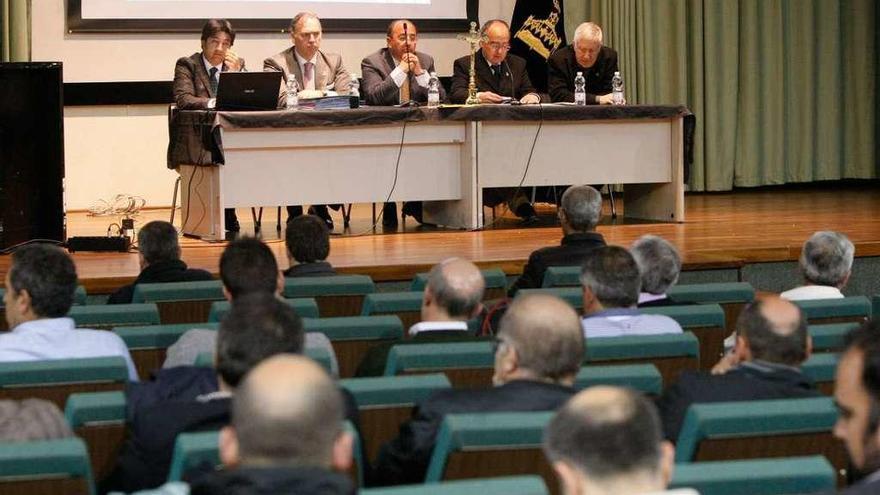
[{"left": 449, "top": 19, "right": 541, "bottom": 105}]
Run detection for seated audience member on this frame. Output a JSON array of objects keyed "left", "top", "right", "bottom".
[
  {"left": 655, "top": 296, "right": 820, "bottom": 442},
  {"left": 781, "top": 230, "right": 854, "bottom": 301},
  {"left": 0, "top": 244, "right": 138, "bottom": 381},
  {"left": 580, "top": 246, "right": 683, "bottom": 338},
  {"left": 372, "top": 294, "right": 583, "bottom": 486},
  {"left": 0, "top": 399, "right": 73, "bottom": 442},
  {"left": 833, "top": 320, "right": 880, "bottom": 494},
  {"left": 284, "top": 215, "right": 336, "bottom": 278},
  {"left": 630, "top": 235, "right": 686, "bottom": 307},
  {"left": 162, "top": 237, "right": 337, "bottom": 375},
  {"left": 108, "top": 221, "right": 212, "bottom": 304},
  {"left": 355, "top": 257, "right": 486, "bottom": 376},
  {"left": 508, "top": 185, "right": 605, "bottom": 295},
  {"left": 544, "top": 387, "right": 695, "bottom": 495},
  {"left": 547, "top": 22, "right": 620, "bottom": 105}
]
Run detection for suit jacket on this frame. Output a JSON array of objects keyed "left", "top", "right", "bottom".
[
  {"left": 173, "top": 52, "right": 247, "bottom": 110},
  {"left": 264, "top": 47, "right": 351, "bottom": 108},
  {"left": 547, "top": 45, "right": 618, "bottom": 104},
  {"left": 371, "top": 379, "right": 574, "bottom": 486},
  {"left": 449, "top": 51, "right": 536, "bottom": 104},
  {"left": 360, "top": 48, "right": 445, "bottom": 106},
  {"left": 108, "top": 259, "right": 213, "bottom": 305},
  {"left": 283, "top": 261, "right": 337, "bottom": 278},
  {"left": 190, "top": 466, "right": 355, "bottom": 495},
  {"left": 655, "top": 360, "right": 822, "bottom": 443},
  {"left": 840, "top": 473, "right": 880, "bottom": 494},
  {"left": 507, "top": 231, "right": 606, "bottom": 296},
  {"left": 354, "top": 329, "right": 485, "bottom": 378}
]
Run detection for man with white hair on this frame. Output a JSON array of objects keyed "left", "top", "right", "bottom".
[
  {"left": 781, "top": 230, "right": 854, "bottom": 301},
  {"left": 548, "top": 22, "right": 619, "bottom": 104},
  {"left": 630, "top": 235, "right": 686, "bottom": 307}
]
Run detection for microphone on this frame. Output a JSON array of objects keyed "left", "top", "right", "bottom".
[{"left": 400, "top": 22, "right": 417, "bottom": 106}]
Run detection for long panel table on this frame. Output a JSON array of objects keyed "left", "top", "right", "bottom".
[{"left": 169, "top": 105, "right": 692, "bottom": 240}]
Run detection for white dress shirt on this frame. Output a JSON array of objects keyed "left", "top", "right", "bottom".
[
  {"left": 390, "top": 57, "right": 430, "bottom": 89},
  {"left": 581, "top": 308, "right": 684, "bottom": 339},
  {"left": 780, "top": 284, "right": 845, "bottom": 301},
  {"left": 408, "top": 320, "right": 469, "bottom": 337}
]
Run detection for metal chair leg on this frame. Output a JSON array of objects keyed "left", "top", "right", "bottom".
[
  {"left": 251, "top": 207, "right": 263, "bottom": 231},
  {"left": 607, "top": 185, "right": 618, "bottom": 219},
  {"left": 277, "top": 207, "right": 282, "bottom": 231},
  {"left": 342, "top": 204, "right": 352, "bottom": 229},
  {"left": 170, "top": 176, "right": 181, "bottom": 224}
]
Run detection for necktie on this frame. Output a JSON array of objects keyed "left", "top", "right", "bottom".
[
  {"left": 492, "top": 65, "right": 502, "bottom": 78},
  {"left": 303, "top": 62, "right": 315, "bottom": 90},
  {"left": 400, "top": 77, "right": 411, "bottom": 103},
  {"left": 209, "top": 67, "right": 219, "bottom": 95}
]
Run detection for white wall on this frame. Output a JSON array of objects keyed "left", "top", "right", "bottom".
[{"left": 32, "top": 0, "right": 515, "bottom": 209}]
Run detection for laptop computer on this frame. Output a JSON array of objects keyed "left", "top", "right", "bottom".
[{"left": 215, "top": 71, "right": 282, "bottom": 111}]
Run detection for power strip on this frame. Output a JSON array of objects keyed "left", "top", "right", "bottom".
[{"left": 66, "top": 236, "right": 130, "bottom": 253}]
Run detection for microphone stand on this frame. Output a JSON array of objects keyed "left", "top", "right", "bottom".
[{"left": 399, "top": 22, "right": 419, "bottom": 107}]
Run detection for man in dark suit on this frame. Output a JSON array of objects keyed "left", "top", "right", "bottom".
[
  {"left": 108, "top": 221, "right": 213, "bottom": 304},
  {"left": 371, "top": 293, "right": 583, "bottom": 486},
  {"left": 355, "top": 257, "right": 486, "bottom": 377},
  {"left": 655, "top": 296, "right": 821, "bottom": 442},
  {"left": 172, "top": 19, "right": 245, "bottom": 231},
  {"left": 508, "top": 185, "right": 606, "bottom": 295},
  {"left": 361, "top": 19, "right": 445, "bottom": 227},
  {"left": 833, "top": 320, "right": 880, "bottom": 494},
  {"left": 547, "top": 22, "right": 619, "bottom": 104}
]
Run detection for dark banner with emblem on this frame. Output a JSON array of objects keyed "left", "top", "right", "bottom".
[{"left": 509, "top": 0, "right": 566, "bottom": 92}]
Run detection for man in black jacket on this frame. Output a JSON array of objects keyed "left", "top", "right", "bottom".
[
  {"left": 284, "top": 214, "right": 337, "bottom": 278},
  {"left": 108, "top": 220, "right": 212, "bottom": 304},
  {"left": 371, "top": 293, "right": 583, "bottom": 486},
  {"left": 655, "top": 296, "right": 821, "bottom": 442},
  {"left": 547, "top": 22, "right": 619, "bottom": 104}
]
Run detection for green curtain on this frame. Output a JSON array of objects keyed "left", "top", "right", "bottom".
[
  {"left": 1, "top": 0, "right": 30, "bottom": 62},
  {"left": 565, "top": 0, "right": 877, "bottom": 191}
]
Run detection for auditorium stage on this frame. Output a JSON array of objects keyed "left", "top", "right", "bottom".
[{"left": 9, "top": 183, "right": 880, "bottom": 294}]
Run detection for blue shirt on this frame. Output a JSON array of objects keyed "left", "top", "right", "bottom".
[
  {"left": 581, "top": 308, "right": 683, "bottom": 338},
  {"left": 0, "top": 317, "right": 138, "bottom": 381}
]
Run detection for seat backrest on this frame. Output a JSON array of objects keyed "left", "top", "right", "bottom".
[
  {"left": 384, "top": 341, "right": 495, "bottom": 388},
  {"left": 64, "top": 391, "right": 127, "bottom": 482},
  {"left": 339, "top": 373, "right": 452, "bottom": 462},
  {"left": 540, "top": 266, "right": 581, "bottom": 288},
  {"left": 283, "top": 275, "right": 376, "bottom": 317},
  {"left": 794, "top": 296, "right": 872, "bottom": 325},
  {"left": 68, "top": 303, "right": 161, "bottom": 329},
  {"left": 113, "top": 322, "right": 220, "bottom": 379},
  {"left": 801, "top": 352, "right": 839, "bottom": 395},
  {"left": 584, "top": 333, "right": 700, "bottom": 386},
  {"left": 361, "top": 292, "right": 424, "bottom": 329},
  {"left": 517, "top": 287, "right": 582, "bottom": 310},
  {"left": 641, "top": 304, "right": 726, "bottom": 369},
  {"left": 574, "top": 364, "right": 662, "bottom": 395},
  {"left": 873, "top": 295, "right": 880, "bottom": 322},
  {"left": 411, "top": 268, "right": 509, "bottom": 301},
  {"left": 303, "top": 315, "right": 403, "bottom": 378},
  {"left": 208, "top": 297, "right": 319, "bottom": 322},
  {"left": 0, "top": 437, "right": 95, "bottom": 495},
  {"left": 132, "top": 280, "right": 224, "bottom": 324},
  {"left": 194, "top": 345, "right": 336, "bottom": 375},
  {"left": 425, "top": 411, "right": 555, "bottom": 487},
  {"left": 809, "top": 322, "right": 860, "bottom": 352},
  {"left": 359, "top": 475, "right": 549, "bottom": 495},
  {"left": 670, "top": 456, "right": 835, "bottom": 495},
  {"left": 0, "top": 357, "right": 129, "bottom": 409}
]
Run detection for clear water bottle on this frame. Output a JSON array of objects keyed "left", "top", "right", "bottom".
[
  {"left": 427, "top": 72, "right": 440, "bottom": 107},
  {"left": 349, "top": 75, "right": 360, "bottom": 98},
  {"left": 612, "top": 71, "right": 624, "bottom": 105},
  {"left": 285, "top": 77, "right": 299, "bottom": 110},
  {"left": 574, "top": 71, "right": 586, "bottom": 106}
]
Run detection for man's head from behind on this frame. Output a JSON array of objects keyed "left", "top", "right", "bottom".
[
  {"left": 4, "top": 244, "right": 77, "bottom": 328},
  {"left": 732, "top": 296, "right": 810, "bottom": 366},
  {"left": 630, "top": 235, "right": 681, "bottom": 296},
  {"left": 799, "top": 231, "right": 854, "bottom": 289},
  {"left": 285, "top": 214, "right": 330, "bottom": 266},
  {"left": 834, "top": 320, "right": 880, "bottom": 478},
  {"left": 494, "top": 294, "right": 584, "bottom": 386},
  {"left": 220, "top": 237, "right": 281, "bottom": 300},
  {"left": 290, "top": 12, "right": 322, "bottom": 61},
  {"left": 422, "top": 258, "right": 485, "bottom": 322},
  {"left": 544, "top": 386, "right": 674, "bottom": 495},
  {"left": 559, "top": 185, "right": 602, "bottom": 235},
  {"left": 137, "top": 221, "right": 181, "bottom": 269},
  {"left": 220, "top": 354, "right": 352, "bottom": 472},
  {"left": 215, "top": 292, "right": 305, "bottom": 389},
  {"left": 580, "top": 246, "right": 641, "bottom": 314}
]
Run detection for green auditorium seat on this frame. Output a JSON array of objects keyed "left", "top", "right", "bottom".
[
  {"left": 64, "top": 391, "right": 126, "bottom": 482},
  {"left": 383, "top": 341, "right": 495, "bottom": 388},
  {"left": 675, "top": 397, "right": 847, "bottom": 485},
  {"left": 584, "top": 333, "right": 700, "bottom": 386},
  {"left": 114, "top": 323, "right": 220, "bottom": 379},
  {"left": 809, "top": 322, "right": 859, "bottom": 352},
  {"left": 873, "top": 295, "right": 880, "bottom": 322},
  {"left": 641, "top": 304, "right": 726, "bottom": 370},
  {"left": 517, "top": 287, "right": 582, "bottom": 309},
  {"left": 194, "top": 346, "right": 336, "bottom": 375},
  {"left": 539, "top": 266, "right": 582, "bottom": 288},
  {"left": 0, "top": 356, "right": 129, "bottom": 409},
  {"left": 360, "top": 475, "right": 549, "bottom": 495},
  {"left": 411, "top": 268, "right": 509, "bottom": 300},
  {"left": 0, "top": 437, "right": 95, "bottom": 495},
  {"left": 794, "top": 296, "right": 871, "bottom": 325},
  {"left": 425, "top": 411, "right": 555, "bottom": 487},
  {"left": 361, "top": 292, "right": 425, "bottom": 329},
  {"left": 131, "top": 280, "right": 224, "bottom": 324},
  {"left": 666, "top": 282, "right": 755, "bottom": 333},
  {"left": 670, "top": 456, "right": 835, "bottom": 495},
  {"left": 801, "top": 352, "right": 838, "bottom": 395},
  {"left": 68, "top": 303, "right": 161, "bottom": 329},
  {"left": 303, "top": 315, "right": 403, "bottom": 378},
  {"left": 0, "top": 286, "right": 86, "bottom": 331},
  {"left": 574, "top": 364, "right": 663, "bottom": 395},
  {"left": 340, "top": 373, "right": 452, "bottom": 462},
  {"left": 283, "top": 275, "right": 376, "bottom": 317},
  {"left": 208, "top": 297, "right": 319, "bottom": 322}
]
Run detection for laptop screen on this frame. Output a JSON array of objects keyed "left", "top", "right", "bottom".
[{"left": 216, "top": 71, "right": 282, "bottom": 111}]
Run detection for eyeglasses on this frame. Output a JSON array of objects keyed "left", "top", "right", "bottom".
[{"left": 485, "top": 42, "right": 511, "bottom": 51}]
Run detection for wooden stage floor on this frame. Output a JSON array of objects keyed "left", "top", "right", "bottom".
[{"left": 10, "top": 183, "right": 880, "bottom": 294}]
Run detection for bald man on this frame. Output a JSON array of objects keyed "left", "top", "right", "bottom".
[
  {"left": 544, "top": 387, "right": 695, "bottom": 495},
  {"left": 655, "top": 296, "right": 821, "bottom": 442},
  {"left": 373, "top": 294, "right": 583, "bottom": 485},
  {"left": 355, "top": 258, "right": 487, "bottom": 376}
]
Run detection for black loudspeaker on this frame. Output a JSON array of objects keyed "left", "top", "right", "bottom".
[{"left": 0, "top": 62, "right": 66, "bottom": 250}]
